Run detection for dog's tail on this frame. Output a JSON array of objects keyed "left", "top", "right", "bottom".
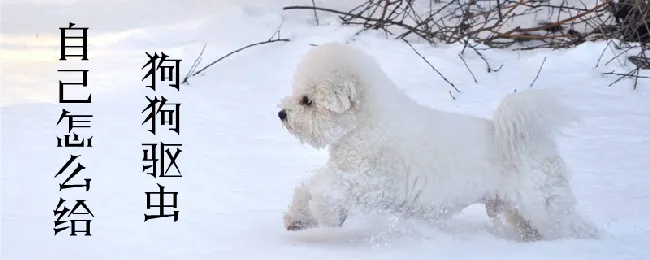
[{"left": 492, "top": 89, "right": 579, "bottom": 161}]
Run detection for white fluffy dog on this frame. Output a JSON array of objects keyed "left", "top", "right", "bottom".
[{"left": 278, "top": 42, "right": 599, "bottom": 241}]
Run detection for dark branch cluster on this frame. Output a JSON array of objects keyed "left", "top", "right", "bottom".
[
  {"left": 283, "top": 0, "right": 648, "bottom": 89},
  {"left": 609, "top": 0, "right": 650, "bottom": 43},
  {"left": 284, "top": 0, "right": 624, "bottom": 49},
  {"left": 183, "top": 1, "right": 647, "bottom": 90}
]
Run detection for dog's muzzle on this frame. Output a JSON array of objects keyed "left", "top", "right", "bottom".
[{"left": 278, "top": 109, "right": 287, "bottom": 121}]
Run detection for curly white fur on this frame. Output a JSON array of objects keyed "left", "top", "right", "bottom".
[{"left": 278, "top": 42, "right": 599, "bottom": 241}]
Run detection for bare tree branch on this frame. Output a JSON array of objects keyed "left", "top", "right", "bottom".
[
  {"left": 182, "top": 38, "right": 290, "bottom": 84},
  {"left": 529, "top": 56, "right": 547, "bottom": 88},
  {"left": 403, "top": 39, "right": 461, "bottom": 95}
]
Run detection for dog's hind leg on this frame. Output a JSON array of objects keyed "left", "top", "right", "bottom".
[
  {"left": 501, "top": 206, "right": 543, "bottom": 242},
  {"left": 508, "top": 156, "right": 599, "bottom": 240},
  {"left": 491, "top": 89, "right": 599, "bottom": 240},
  {"left": 484, "top": 196, "right": 542, "bottom": 242},
  {"left": 485, "top": 196, "right": 504, "bottom": 218}
]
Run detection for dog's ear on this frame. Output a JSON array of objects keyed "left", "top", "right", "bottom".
[{"left": 317, "top": 75, "right": 359, "bottom": 114}]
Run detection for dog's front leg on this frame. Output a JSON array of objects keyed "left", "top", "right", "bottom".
[
  {"left": 284, "top": 183, "right": 318, "bottom": 230},
  {"left": 284, "top": 167, "right": 349, "bottom": 230},
  {"left": 308, "top": 189, "right": 348, "bottom": 228}
]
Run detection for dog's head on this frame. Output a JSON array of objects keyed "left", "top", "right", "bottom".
[{"left": 278, "top": 43, "right": 364, "bottom": 149}]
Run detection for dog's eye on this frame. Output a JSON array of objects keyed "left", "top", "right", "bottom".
[{"left": 300, "top": 96, "right": 312, "bottom": 106}]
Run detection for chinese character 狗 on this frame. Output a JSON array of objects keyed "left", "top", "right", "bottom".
[
  {"left": 141, "top": 96, "right": 181, "bottom": 135},
  {"left": 142, "top": 142, "right": 182, "bottom": 178},
  {"left": 141, "top": 52, "right": 181, "bottom": 91},
  {"left": 53, "top": 197, "right": 94, "bottom": 236},
  {"left": 144, "top": 183, "right": 179, "bottom": 222}
]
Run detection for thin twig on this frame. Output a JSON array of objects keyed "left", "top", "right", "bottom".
[
  {"left": 183, "top": 43, "right": 207, "bottom": 85},
  {"left": 269, "top": 17, "right": 285, "bottom": 40},
  {"left": 595, "top": 39, "right": 613, "bottom": 68},
  {"left": 311, "top": 0, "right": 320, "bottom": 26},
  {"left": 182, "top": 38, "right": 290, "bottom": 84},
  {"left": 529, "top": 56, "right": 547, "bottom": 87},
  {"left": 604, "top": 69, "right": 648, "bottom": 89},
  {"left": 458, "top": 53, "right": 479, "bottom": 83},
  {"left": 402, "top": 39, "right": 461, "bottom": 94},
  {"left": 462, "top": 39, "right": 503, "bottom": 72},
  {"left": 372, "top": 0, "right": 391, "bottom": 29},
  {"left": 283, "top": 5, "right": 423, "bottom": 34}
]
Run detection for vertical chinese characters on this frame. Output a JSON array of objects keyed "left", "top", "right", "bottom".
[
  {"left": 141, "top": 52, "right": 184, "bottom": 222},
  {"left": 54, "top": 23, "right": 94, "bottom": 236}
]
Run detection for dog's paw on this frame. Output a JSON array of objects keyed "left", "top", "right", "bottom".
[
  {"left": 568, "top": 219, "right": 600, "bottom": 239},
  {"left": 286, "top": 219, "right": 318, "bottom": 231},
  {"left": 283, "top": 209, "right": 317, "bottom": 231},
  {"left": 484, "top": 197, "right": 506, "bottom": 218}
]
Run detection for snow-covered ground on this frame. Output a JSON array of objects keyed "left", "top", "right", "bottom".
[{"left": 2, "top": 0, "right": 649, "bottom": 259}]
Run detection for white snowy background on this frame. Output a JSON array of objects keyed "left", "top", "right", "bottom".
[{"left": 1, "top": 0, "right": 649, "bottom": 259}]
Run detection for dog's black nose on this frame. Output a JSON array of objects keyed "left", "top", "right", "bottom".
[{"left": 278, "top": 110, "right": 287, "bottom": 120}]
